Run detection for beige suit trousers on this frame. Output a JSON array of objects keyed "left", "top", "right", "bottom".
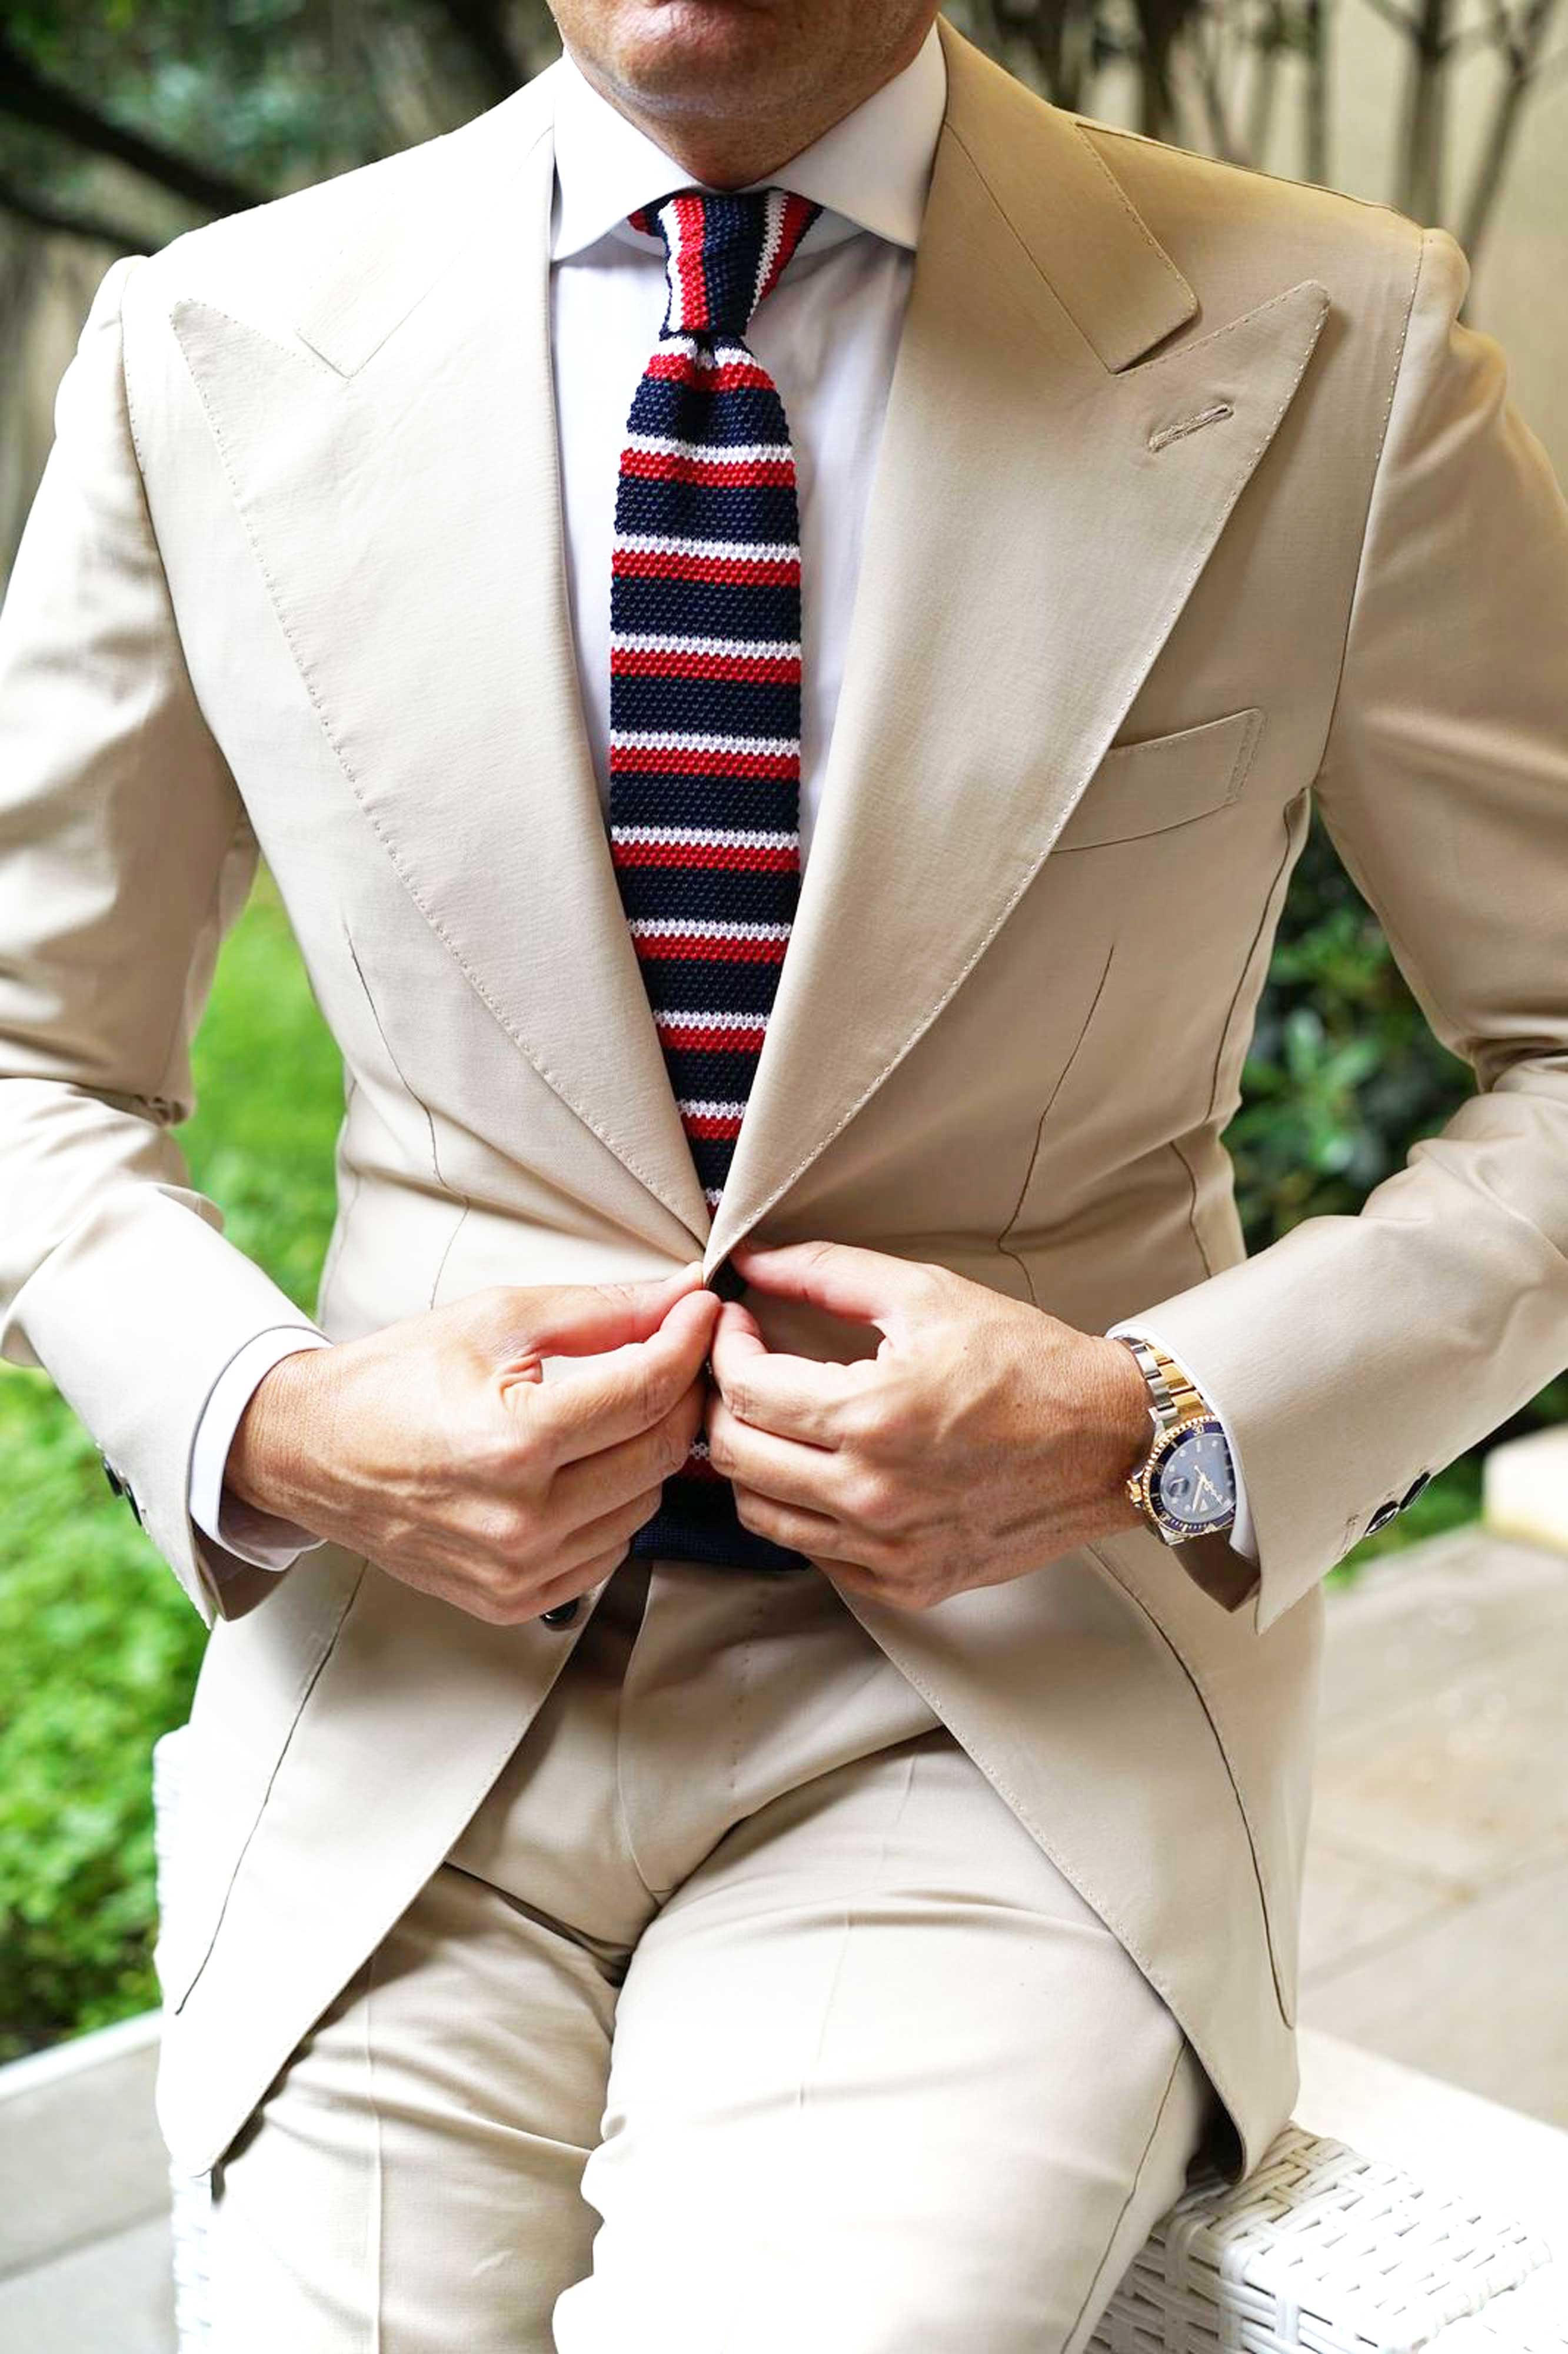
[{"left": 205, "top": 1555, "right": 1220, "bottom": 2352}]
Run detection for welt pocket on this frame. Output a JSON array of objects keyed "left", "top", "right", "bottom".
[{"left": 1053, "top": 707, "right": 1264, "bottom": 852}]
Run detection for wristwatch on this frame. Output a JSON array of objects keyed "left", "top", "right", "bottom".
[{"left": 1116, "top": 1336, "right": 1237, "bottom": 1545}]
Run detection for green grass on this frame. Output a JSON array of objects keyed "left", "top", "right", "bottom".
[{"left": 0, "top": 863, "right": 1500, "bottom": 2056}]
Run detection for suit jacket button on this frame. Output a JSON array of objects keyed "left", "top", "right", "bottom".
[
  {"left": 1399, "top": 1470, "right": 1432, "bottom": 1511},
  {"left": 1365, "top": 1498, "right": 1401, "bottom": 1534},
  {"left": 540, "top": 1598, "right": 581, "bottom": 1629}
]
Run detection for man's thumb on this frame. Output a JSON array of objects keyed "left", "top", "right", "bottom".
[{"left": 522, "top": 1262, "right": 708, "bottom": 1361}]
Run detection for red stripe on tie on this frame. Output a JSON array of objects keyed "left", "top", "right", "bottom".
[
  {"left": 620, "top": 450, "right": 795, "bottom": 488},
  {"left": 645, "top": 353, "right": 774, "bottom": 393},
  {"left": 612, "top": 648, "right": 801, "bottom": 684},
  {"left": 612, "top": 548, "right": 800, "bottom": 586},
  {"left": 614, "top": 841, "right": 800, "bottom": 876},
  {"left": 609, "top": 744, "right": 797, "bottom": 779},
  {"left": 673, "top": 193, "right": 707, "bottom": 331},
  {"left": 683, "top": 1447, "right": 724, "bottom": 1481},
  {"left": 683, "top": 1108, "right": 745, "bottom": 1141},
  {"left": 634, "top": 931, "right": 788, "bottom": 964}
]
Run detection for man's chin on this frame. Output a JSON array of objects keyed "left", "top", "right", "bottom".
[{"left": 593, "top": 1, "right": 803, "bottom": 115}]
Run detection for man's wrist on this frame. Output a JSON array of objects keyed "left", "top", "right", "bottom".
[
  {"left": 1086, "top": 1335, "right": 1157, "bottom": 1530},
  {"left": 227, "top": 1344, "right": 332, "bottom": 1525}
]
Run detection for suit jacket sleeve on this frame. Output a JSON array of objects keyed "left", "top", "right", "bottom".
[
  {"left": 1118, "top": 223, "right": 1568, "bottom": 1636},
  {"left": 0, "top": 252, "right": 327, "bottom": 1628}
]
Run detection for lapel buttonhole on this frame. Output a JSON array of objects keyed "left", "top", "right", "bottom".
[{"left": 1148, "top": 402, "right": 1236, "bottom": 454}]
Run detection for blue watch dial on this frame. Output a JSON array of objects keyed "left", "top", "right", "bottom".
[{"left": 1151, "top": 1424, "right": 1235, "bottom": 1531}]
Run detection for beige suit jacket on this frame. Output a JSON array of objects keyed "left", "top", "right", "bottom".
[{"left": 3, "top": 12, "right": 1566, "bottom": 2186}]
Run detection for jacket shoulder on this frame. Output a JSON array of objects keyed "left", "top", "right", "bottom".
[{"left": 1074, "top": 112, "right": 1427, "bottom": 318}]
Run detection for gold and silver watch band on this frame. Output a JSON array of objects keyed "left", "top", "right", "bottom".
[{"left": 1121, "top": 1335, "right": 1206, "bottom": 1434}]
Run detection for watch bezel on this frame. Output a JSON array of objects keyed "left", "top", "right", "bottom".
[{"left": 1129, "top": 1412, "right": 1236, "bottom": 1544}]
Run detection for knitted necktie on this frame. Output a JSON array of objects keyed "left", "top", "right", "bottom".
[{"left": 611, "top": 185, "right": 823, "bottom": 1575}]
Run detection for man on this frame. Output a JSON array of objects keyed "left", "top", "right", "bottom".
[{"left": 2, "top": 0, "right": 1566, "bottom": 2339}]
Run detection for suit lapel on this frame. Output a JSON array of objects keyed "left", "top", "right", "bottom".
[
  {"left": 171, "top": 23, "right": 1326, "bottom": 1273},
  {"left": 170, "top": 71, "right": 714, "bottom": 1250},
  {"left": 703, "top": 16, "right": 1328, "bottom": 1271}
]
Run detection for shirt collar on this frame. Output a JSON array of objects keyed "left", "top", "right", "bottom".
[{"left": 547, "top": 17, "right": 947, "bottom": 263}]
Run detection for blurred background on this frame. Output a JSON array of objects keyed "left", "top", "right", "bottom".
[{"left": 1, "top": 0, "right": 1565, "bottom": 2119}]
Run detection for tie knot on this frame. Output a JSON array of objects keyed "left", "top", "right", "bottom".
[{"left": 629, "top": 186, "right": 823, "bottom": 342}]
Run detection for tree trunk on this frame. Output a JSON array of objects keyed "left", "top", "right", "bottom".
[
  {"left": 1303, "top": 0, "right": 1333, "bottom": 182},
  {"left": 1395, "top": 0, "right": 1452, "bottom": 220}
]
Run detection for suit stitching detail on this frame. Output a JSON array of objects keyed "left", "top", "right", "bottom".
[
  {"left": 1082, "top": 113, "right": 1418, "bottom": 219},
  {"left": 169, "top": 296, "right": 334, "bottom": 378},
  {"left": 996, "top": 939, "right": 1117, "bottom": 1293},
  {"left": 1149, "top": 401, "right": 1234, "bottom": 450},
  {"left": 174, "top": 338, "right": 694, "bottom": 1232},
  {"left": 1123, "top": 275, "right": 1330, "bottom": 381}
]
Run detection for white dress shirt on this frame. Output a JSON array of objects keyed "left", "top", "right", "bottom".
[{"left": 188, "top": 21, "right": 1258, "bottom": 1581}]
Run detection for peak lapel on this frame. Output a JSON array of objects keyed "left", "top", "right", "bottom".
[
  {"left": 703, "top": 17, "right": 1328, "bottom": 1275},
  {"left": 171, "top": 77, "right": 713, "bottom": 1250}
]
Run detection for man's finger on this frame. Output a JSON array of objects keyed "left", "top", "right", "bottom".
[
  {"left": 729, "top": 1238, "right": 936, "bottom": 1331},
  {"left": 708, "top": 1298, "right": 863, "bottom": 1442},
  {"left": 503, "top": 1262, "right": 707, "bottom": 1365},
  {"left": 530, "top": 1288, "right": 720, "bottom": 1464},
  {"left": 707, "top": 1391, "right": 847, "bottom": 1518}
]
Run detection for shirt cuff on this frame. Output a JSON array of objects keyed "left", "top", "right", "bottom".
[
  {"left": 1104, "top": 1322, "right": 1259, "bottom": 1566},
  {"left": 190, "top": 1325, "right": 333, "bottom": 1574}
]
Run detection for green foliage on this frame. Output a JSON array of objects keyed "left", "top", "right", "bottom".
[
  {"left": 5, "top": 0, "right": 395, "bottom": 198},
  {"left": 1229, "top": 817, "right": 1471, "bottom": 1242},
  {"left": 0, "top": 869, "right": 343, "bottom": 2058}
]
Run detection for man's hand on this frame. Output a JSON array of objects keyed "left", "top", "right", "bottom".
[
  {"left": 706, "top": 1241, "right": 1151, "bottom": 1610},
  {"left": 226, "top": 1265, "right": 720, "bottom": 1625}
]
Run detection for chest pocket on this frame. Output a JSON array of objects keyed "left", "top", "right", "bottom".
[{"left": 1055, "top": 707, "right": 1264, "bottom": 851}]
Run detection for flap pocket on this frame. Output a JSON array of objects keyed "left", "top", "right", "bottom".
[{"left": 1056, "top": 707, "right": 1264, "bottom": 852}]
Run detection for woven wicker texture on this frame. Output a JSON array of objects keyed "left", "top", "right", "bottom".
[
  {"left": 151, "top": 1725, "right": 1565, "bottom": 2354},
  {"left": 1088, "top": 2127, "right": 1559, "bottom": 2354}
]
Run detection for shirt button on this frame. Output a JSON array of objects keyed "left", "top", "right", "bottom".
[{"left": 540, "top": 1598, "right": 581, "bottom": 1629}]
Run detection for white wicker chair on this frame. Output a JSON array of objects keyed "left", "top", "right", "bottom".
[{"left": 152, "top": 1725, "right": 1568, "bottom": 2354}]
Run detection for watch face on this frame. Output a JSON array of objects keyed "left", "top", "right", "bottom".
[{"left": 1151, "top": 1420, "right": 1235, "bottom": 1533}]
